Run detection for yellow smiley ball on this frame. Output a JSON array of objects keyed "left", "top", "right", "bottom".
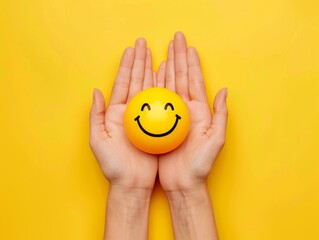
[{"left": 124, "top": 87, "right": 190, "bottom": 154}]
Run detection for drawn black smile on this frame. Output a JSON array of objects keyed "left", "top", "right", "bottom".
[{"left": 134, "top": 114, "right": 181, "bottom": 137}]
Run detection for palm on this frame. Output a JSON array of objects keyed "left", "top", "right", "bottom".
[
  {"left": 159, "top": 100, "right": 215, "bottom": 190},
  {"left": 157, "top": 32, "right": 228, "bottom": 191},
  {"left": 99, "top": 103, "right": 157, "bottom": 189},
  {"left": 90, "top": 39, "right": 158, "bottom": 190}
]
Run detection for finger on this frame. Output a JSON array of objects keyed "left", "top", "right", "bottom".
[
  {"left": 109, "top": 47, "right": 134, "bottom": 105},
  {"left": 157, "top": 61, "right": 166, "bottom": 88},
  {"left": 89, "top": 89, "right": 107, "bottom": 141},
  {"left": 174, "top": 32, "right": 190, "bottom": 100},
  {"left": 187, "top": 47, "right": 208, "bottom": 102},
  {"left": 153, "top": 70, "right": 157, "bottom": 87},
  {"left": 143, "top": 48, "right": 153, "bottom": 89},
  {"left": 165, "top": 41, "right": 175, "bottom": 91},
  {"left": 209, "top": 88, "right": 228, "bottom": 143},
  {"left": 127, "top": 38, "right": 147, "bottom": 101}
]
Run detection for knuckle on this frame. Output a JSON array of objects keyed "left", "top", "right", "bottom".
[
  {"left": 214, "top": 106, "right": 228, "bottom": 116},
  {"left": 175, "top": 69, "right": 187, "bottom": 78},
  {"left": 131, "top": 75, "right": 144, "bottom": 83},
  {"left": 166, "top": 75, "right": 174, "bottom": 83},
  {"left": 114, "top": 78, "right": 130, "bottom": 88}
]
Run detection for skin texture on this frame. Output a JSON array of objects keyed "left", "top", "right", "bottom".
[
  {"left": 157, "top": 32, "right": 228, "bottom": 240},
  {"left": 89, "top": 32, "right": 228, "bottom": 240}
]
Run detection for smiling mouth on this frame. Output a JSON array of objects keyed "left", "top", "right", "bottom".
[{"left": 134, "top": 114, "right": 181, "bottom": 137}]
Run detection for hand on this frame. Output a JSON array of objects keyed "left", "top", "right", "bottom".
[
  {"left": 157, "top": 32, "right": 228, "bottom": 193},
  {"left": 156, "top": 31, "right": 227, "bottom": 240},
  {"left": 90, "top": 38, "right": 158, "bottom": 240},
  {"left": 89, "top": 38, "right": 158, "bottom": 194}
]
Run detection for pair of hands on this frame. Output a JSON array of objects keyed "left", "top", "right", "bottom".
[{"left": 89, "top": 32, "right": 228, "bottom": 199}]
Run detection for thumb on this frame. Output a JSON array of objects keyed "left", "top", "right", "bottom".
[
  {"left": 89, "top": 88, "right": 106, "bottom": 138},
  {"left": 210, "top": 88, "right": 228, "bottom": 144}
]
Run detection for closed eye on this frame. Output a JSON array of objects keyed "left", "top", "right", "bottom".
[
  {"left": 141, "top": 103, "right": 151, "bottom": 111},
  {"left": 164, "top": 103, "right": 174, "bottom": 111}
]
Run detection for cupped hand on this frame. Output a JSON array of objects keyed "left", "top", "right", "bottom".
[
  {"left": 157, "top": 32, "right": 228, "bottom": 192},
  {"left": 89, "top": 38, "right": 158, "bottom": 192}
]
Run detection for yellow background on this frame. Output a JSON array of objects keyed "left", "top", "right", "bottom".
[{"left": 1, "top": 0, "right": 319, "bottom": 239}]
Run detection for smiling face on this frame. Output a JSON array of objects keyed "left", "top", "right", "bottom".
[{"left": 124, "top": 88, "right": 190, "bottom": 154}]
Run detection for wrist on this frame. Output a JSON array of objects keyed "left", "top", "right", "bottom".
[
  {"left": 165, "top": 183, "right": 213, "bottom": 227},
  {"left": 165, "top": 183, "right": 218, "bottom": 240},
  {"left": 107, "top": 184, "right": 152, "bottom": 216},
  {"left": 109, "top": 184, "right": 153, "bottom": 201},
  {"left": 163, "top": 177, "right": 208, "bottom": 198},
  {"left": 165, "top": 182, "right": 209, "bottom": 204},
  {"left": 105, "top": 184, "right": 151, "bottom": 240}
]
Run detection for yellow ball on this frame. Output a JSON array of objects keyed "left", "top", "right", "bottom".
[{"left": 124, "top": 87, "right": 190, "bottom": 154}]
